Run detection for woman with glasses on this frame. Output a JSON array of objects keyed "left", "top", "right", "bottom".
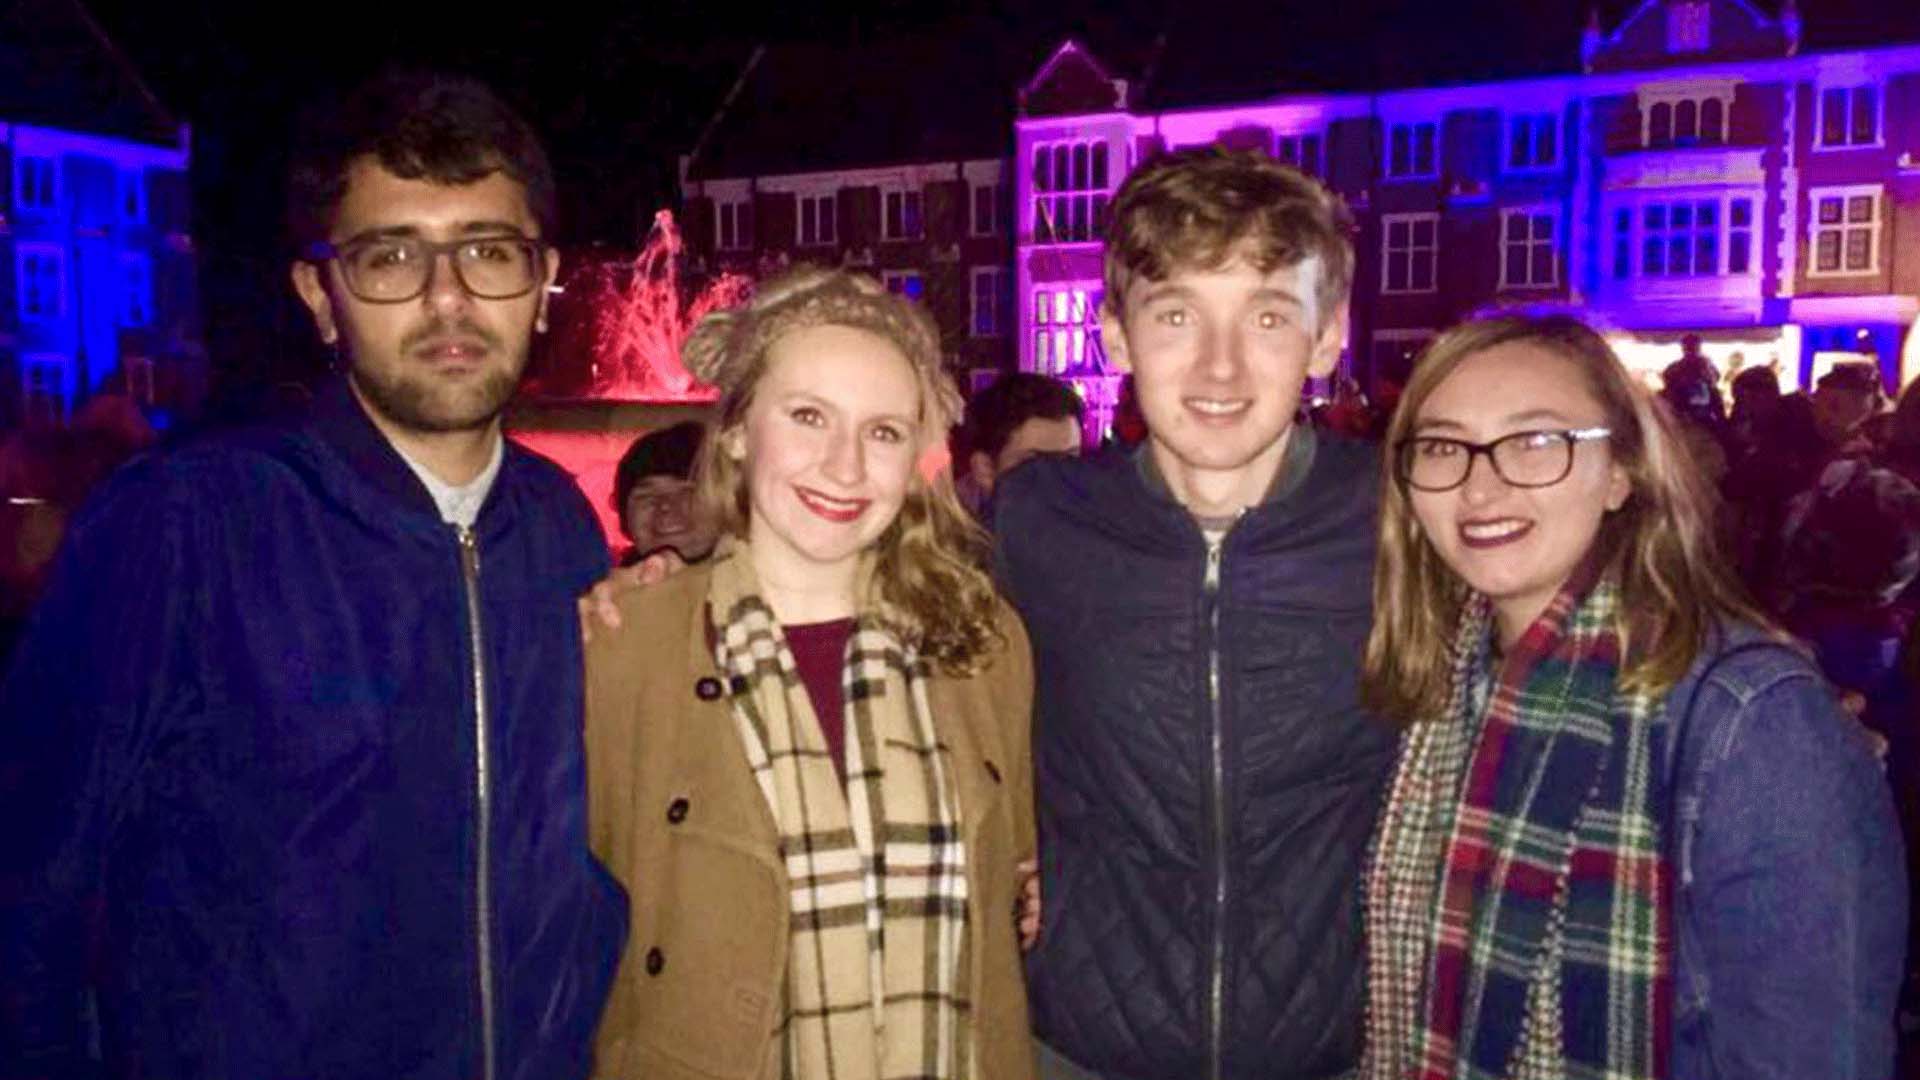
[
  {"left": 1358, "top": 314, "right": 1904, "bottom": 1080},
  {"left": 582, "top": 266, "right": 1038, "bottom": 1080}
]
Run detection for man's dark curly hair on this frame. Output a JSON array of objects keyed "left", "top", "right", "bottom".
[{"left": 286, "top": 71, "right": 556, "bottom": 251}]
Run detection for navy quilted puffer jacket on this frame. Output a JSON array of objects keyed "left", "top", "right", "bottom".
[{"left": 994, "top": 429, "right": 1397, "bottom": 1080}]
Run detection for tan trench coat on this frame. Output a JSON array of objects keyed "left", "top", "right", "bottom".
[{"left": 584, "top": 563, "right": 1039, "bottom": 1080}]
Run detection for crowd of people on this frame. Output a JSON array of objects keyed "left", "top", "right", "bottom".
[{"left": 1, "top": 68, "right": 1912, "bottom": 1080}]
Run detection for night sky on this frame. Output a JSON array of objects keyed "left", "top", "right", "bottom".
[{"left": 68, "top": 0, "right": 1920, "bottom": 407}]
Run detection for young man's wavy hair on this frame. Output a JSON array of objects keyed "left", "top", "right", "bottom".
[
  {"left": 683, "top": 265, "right": 1001, "bottom": 673},
  {"left": 1103, "top": 145, "right": 1354, "bottom": 328},
  {"left": 286, "top": 71, "right": 556, "bottom": 250},
  {"left": 1363, "top": 314, "right": 1772, "bottom": 723}
]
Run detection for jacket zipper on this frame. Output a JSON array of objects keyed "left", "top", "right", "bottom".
[
  {"left": 457, "top": 525, "right": 497, "bottom": 1080},
  {"left": 1204, "top": 534, "right": 1226, "bottom": 1080}
]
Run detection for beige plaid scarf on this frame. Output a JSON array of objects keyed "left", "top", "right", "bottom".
[{"left": 708, "top": 550, "right": 972, "bottom": 1080}]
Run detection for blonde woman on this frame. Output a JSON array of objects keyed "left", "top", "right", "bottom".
[
  {"left": 1360, "top": 315, "right": 1903, "bottom": 1079},
  {"left": 584, "top": 266, "right": 1037, "bottom": 1080}
]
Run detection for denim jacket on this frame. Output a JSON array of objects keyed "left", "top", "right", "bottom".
[{"left": 1665, "top": 624, "right": 1907, "bottom": 1079}]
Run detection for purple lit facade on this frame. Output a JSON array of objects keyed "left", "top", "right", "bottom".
[
  {"left": 2, "top": 122, "right": 199, "bottom": 427},
  {"left": 1017, "top": 1, "right": 1920, "bottom": 440}
]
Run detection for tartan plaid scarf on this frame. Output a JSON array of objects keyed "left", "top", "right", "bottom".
[
  {"left": 708, "top": 550, "right": 972, "bottom": 1080},
  {"left": 1362, "top": 558, "right": 1672, "bottom": 1080}
]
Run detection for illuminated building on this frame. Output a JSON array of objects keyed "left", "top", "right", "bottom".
[{"left": 1016, "top": 0, "right": 1920, "bottom": 437}]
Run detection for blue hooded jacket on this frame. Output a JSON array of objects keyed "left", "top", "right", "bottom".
[{"left": 0, "top": 381, "right": 627, "bottom": 1080}]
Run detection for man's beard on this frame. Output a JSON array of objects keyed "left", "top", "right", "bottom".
[{"left": 348, "top": 317, "right": 525, "bottom": 434}]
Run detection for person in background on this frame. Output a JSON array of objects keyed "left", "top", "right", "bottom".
[
  {"left": 953, "top": 371, "right": 1084, "bottom": 517},
  {"left": 610, "top": 420, "right": 720, "bottom": 566},
  {"left": 1812, "top": 361, "right": 1886, "bottom": 459},
  {"left": 1361, "top": 314, "right": 1902, "bottom": 1080},
  {"left": 584, "top": 266, "right": 1038, "bottom": 1080}
]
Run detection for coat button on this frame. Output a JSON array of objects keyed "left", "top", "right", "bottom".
[
  {"left": 667, "top": 797, "right": 690, "bottom": 824},
  {"left": 984, "top": 760, "right": 1002, "bottom": 784},
  {"left": 695, "top": 676, "right": 723, "bottom": 701},
  {"left": 645, "top": 947, "right": 665, "bottom": 976}
]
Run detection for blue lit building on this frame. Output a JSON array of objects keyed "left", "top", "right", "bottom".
[
  {"left": 1, "top": 0, "right": 199, "bottom": 429},
  {"left": 1016, "top": 0, "right": 1920, "bottom": 439}
]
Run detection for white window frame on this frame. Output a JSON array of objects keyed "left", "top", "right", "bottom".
[
  {"left": 16, "top": 242, "right": 66, "bottom": 322},
  {"left": 14, "top": 155, "right": 59, "bottom": 213},
  {"left": 971, "top": 181, "right": 1000, "bottom": 237},
  {"left": 1030, "top": 283, "right": 1099, "bottom": 375},
  {"left": 882, "top": 269, "right": 924, "bottom": 300},
  {"left": 797, "top": 193, "right": 836, "bottom": 247},
  {"left": 1380, "top": 213, "right": 1439, "bottom": 295},
  {"left": 119, "top": 252, "right": 153, "bottom": 327},
  {"left": 1814, "top": 84, "right": 1883, "bottom": 151},
  {"left": 1807, "top": 184, "right": 1883, "bottom": 277},
  {"left": 21, "top": 352, "right": 67, "bottom": 423},
  {"left": 1498, "top": 206, "right": 1561, "bottom": 289},
  {"left": 1608, "top": 192, "right": 1760, "bottom": 280},
  {"left": 882, "top": 187, "right": 924, "bottom": 241},
  {"left": 970, "top": 266, "right": 1005, "bottom": 338},
  {"left": 1384, "top": 122, "right": 1438, "bottom": 180},
  {"left": 1504, "top": 113, "right": 1560, "bottom": 172},
  {"left": 118, "top": 167, "right": 147, "bottom": 224},
  {"left": 1275, "top": 130, "right": 1325, "bottom": 176},
  {"left": 715, "top": 198, "right": 752, "bottom": 251},
  {"left": 1640, "top": 87, "right": 1735, "bottom": 148},
  {"left": 1031, "top": 139, "right": 1113, "bottom": 245}
]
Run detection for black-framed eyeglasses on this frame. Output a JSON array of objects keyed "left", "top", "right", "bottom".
[
  {"left": 1395, "top": 427, "right": 1612, "bottom": 492},
  {"left": 305, "top": 234, "right": 547, "bottom": 303}
]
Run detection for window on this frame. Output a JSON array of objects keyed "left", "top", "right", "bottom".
[
  {"left": 1031, "top": 285, "right": 1100, "bottom": 375},
  {"left": 1371, "top": 332, "right": 1433, "bottom": 385},
  {"left": 1644, "top": 93, "right": 1729, "bottom": 148},
  {"left": 118, "top": 168, "right": 147, "bottom": 224},
  {"left": 120, "top": 253, "right": 153, "bottom": 326},
  {"left": 1506, "top": 114, "right": 1559, "bottom": 170},
  {"left": 123, "top": 354, "right": 156, "bottom": 406},
  {"left": 716, "top": 199, "right": 752, "bottom": 251},
  {"left": 798, "top": 193, "right": 836, "bottom": 247},
  {"left": 1610, "top": 195, "right": 1757, "bottom": 279},
  {"left": 1276, "top": 132, "right": 1324, "bottom": 176},
  {"left": 971, "top": 182, "right": 1000, "bottom": 237},
  {"left": 1386, "top": 122, "right": 1437, "bottom": 179},
  {"left": 1032, "top": 140, "right": 1111, "bottom": 244},
  {"left": 882, "top": 269, "right": 924, "bottom": 301},
  {"left": 1667, "top": 1, "right": 1710, "bottom": 52},
  {"left": 971, "top": 266, "right": 1005, "bottom": 337},
  {"left": 1818, "top": 86, "right": 1880, "bottom": 148},
  {"left": 883, "top": 188, "right": 924, "bottom": 241},
  {"left": 1809, "top": 186, "right": 1881, "bottom": 276},
  {"left": 15, "top": 156, "right": 57, "bottom": 212},
  {"left": 1381, "top": 214, "right": 1438, "bottom": 294},
  {"left": 16, "top": 244, "right": 64, "bottom": 321},
  {"left": 1499, "top": 208, "right": 1559, "bottom": 288},
  {"left": 21, "top": 354, "right": 66, "bottom": 424}
]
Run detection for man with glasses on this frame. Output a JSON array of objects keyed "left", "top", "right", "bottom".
[{"left": 1, "top": 74, "right": 624, "bottom": 1079}]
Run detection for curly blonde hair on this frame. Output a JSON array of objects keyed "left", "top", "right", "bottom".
[
  {"left": 1362, "top": 314, "right": 1772, "bottom": 723},
  {"left": 684, "top": 264, "right": 1002, "bottom": 673}
]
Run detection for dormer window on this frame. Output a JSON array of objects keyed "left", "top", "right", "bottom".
[
  {"left": 1667, "top": 2, "right": 1710, "bottom": 52},
  {"left": 1642, "top": 87, "right": 1734, "bottom": 148}
]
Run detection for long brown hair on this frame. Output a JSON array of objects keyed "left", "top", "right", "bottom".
[
  {"left": 682, "top": 265, "right": 1001, "bottom": 673},
  {"left": 1362, "top": 314, "right": 1771, "bottom": 722}
]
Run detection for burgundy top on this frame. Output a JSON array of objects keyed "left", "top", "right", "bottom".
[{"left": 785, "top": 618, "right": 857, "bottom": 781}]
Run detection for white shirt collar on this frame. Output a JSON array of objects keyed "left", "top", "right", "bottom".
[{"left": 394, "top": 434, "right": 505, "bottom": 529}]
